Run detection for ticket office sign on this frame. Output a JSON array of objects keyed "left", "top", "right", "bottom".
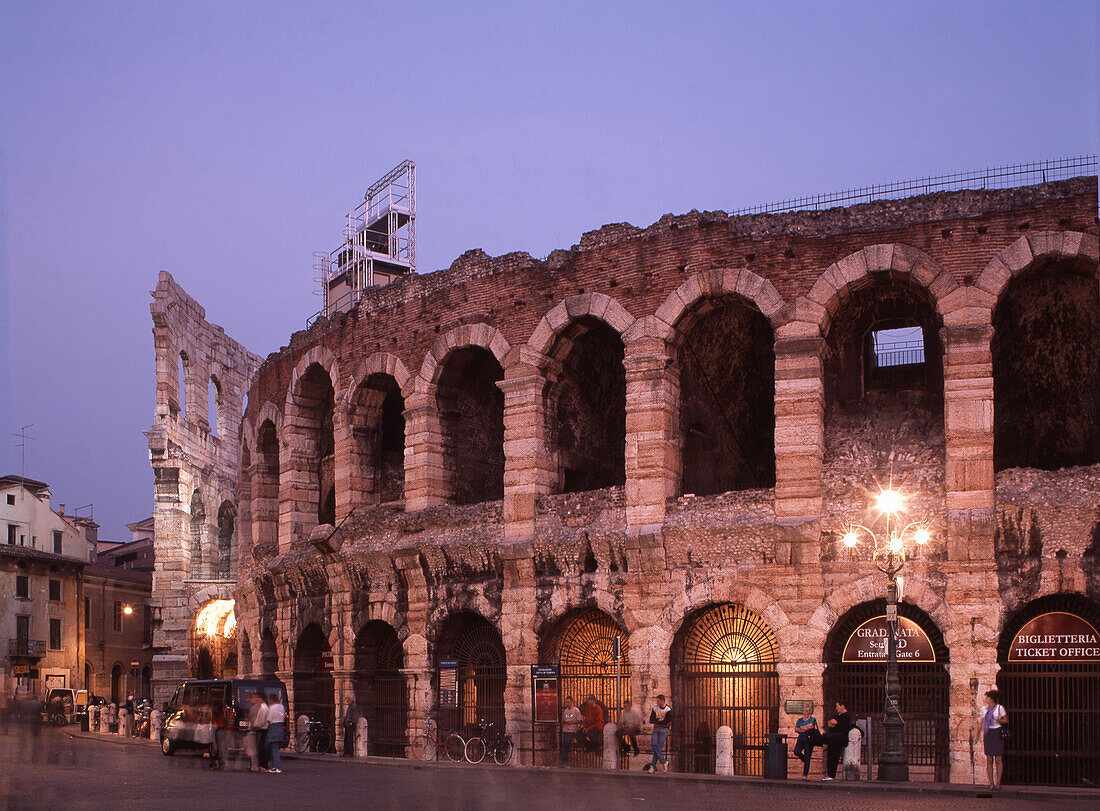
[
  {"left": 841, "top": 615, "right": 935, "bottom": 663},
  {"left": 1007, "top": 612, "right": 1100, "bottom": 662}
]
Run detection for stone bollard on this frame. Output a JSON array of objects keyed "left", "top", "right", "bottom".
[
  {"left": 715, "top": 726, "right": 733, "bottom": 775},
  {"left": 118, "top": 708, "right": 130, "bottom": 737},
  {"left": 149, "top": 709, "right": 163, "bottom": 741},
  {"left": 355, "top": 718, "right": 369, "bottom": 757},
  {"left": 602, "top": 723, "right": 618, "bottom": 770},
  {"left": 97, "top": 707, "right": 109, "bottom": 734},
  {"left": 842, "top": 724, "right": 863, "bottom": 781},
  {"left": 89, "top": 705, "right": 100, "bottom": 733},
  {"left": 108, "top": 703, "right": 118, "bottom": 733},
  {"left": 296, "top": 715, "right": 310, "bottom": 749}
]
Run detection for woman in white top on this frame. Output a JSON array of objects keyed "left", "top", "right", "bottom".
[{"left": 976, "top": 688, "right": 1008, "bottom": 790}]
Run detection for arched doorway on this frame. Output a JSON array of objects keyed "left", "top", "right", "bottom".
[
  {"left": 195, "top": 647, "right": 214, "bottom": 679},
  {"left": 353, "top": 621, "right": 408, "bottom": 757},
  {"left": 294, "top": 623, "right": 335, "bottom": 752},
  {"left": 537, "top": 609, "right": 631, "bottom": 767},
  {"left": 672, "top": 603, "right": 779, "bottom": 775},
  {"left": 434, "top": 613, "right": 506, "bottom": 735},
  {"left": 997, "top": 593, "right": 1100, "bottom": 786},
  {"left": 823, "top": 600, "right": 949, "bottom": 781},
  {"left": 189, "top": 599, "right": 236, "bottom": 679}
]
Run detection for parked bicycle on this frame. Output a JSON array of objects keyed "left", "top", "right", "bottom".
[
  {"left": 463, "top": 719, "right": 514, "bottom": 765},
  {"left": 130, "top": 699, "right": 152, "bottom": 739},
  {"left": 295, "top": 719, "right": 334, "bottom": 754},
  {"left": 410, "top": 715, "right": 466, "bottom": 762}
]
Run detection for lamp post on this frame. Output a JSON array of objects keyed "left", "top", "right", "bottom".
[{"left": 839, "top": 489, "right": 931, "bottom": 783}]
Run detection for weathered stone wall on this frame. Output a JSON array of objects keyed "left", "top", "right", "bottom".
[
  {"left": 226, "top": 178, "right": 1098, "bottom": 781},
  {"left": 148, "top": 271, "right": 261, "bottom": 704}
]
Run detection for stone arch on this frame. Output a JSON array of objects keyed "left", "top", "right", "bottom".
[
  {"left": 651, "top": 269, "right": 786, "bottom": 342},
  {"left": 533, "top": 588, "right": 641, "bottom": 639},
  {"left": 250, "top": 402, "right": 283, "bottom": 449},
  {"left": 781, "top": 244, "right": 957, "bottom": 340},
  {"left": 293, "top": 622, "right": 336, "bottom": 745},
  {"left": 216, "top": 501, "right": 236, "bottom": 580},
  {"left": 352, "top": 619, "right": 408, "bottom": 757},
  {"left": 667, "top": 583, "right": 793, "bottom": 653},
  {"left": 284, "top": 351, "right": 339, "bottom": 530},
  {"left": 976, "top": 231, "right": 1099, "bottom": 304},
  {"left": 526, "top": 293, "right": 635, "bottom": 358},
  {"left": 343, "top": 352, "right": 412, "bottom": 408},
  {"left": 285, "top": 345, "right": 343, "bottom": 413},
  {"left": 806, "top": 575, "right": 956, "bottom": 652},
  {"left": 432, "top": 611, "right": 507, "bottom": 732},
  {"left": 418, "top": 323, "right": 511, "bottom": 386},
  {"left": 188, "top": 489, "right": 208, "bottom": 579}
]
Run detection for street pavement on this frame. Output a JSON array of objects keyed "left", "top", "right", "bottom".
[{"left": 1, "top": 727, "right": 1096, "bottom": 811}]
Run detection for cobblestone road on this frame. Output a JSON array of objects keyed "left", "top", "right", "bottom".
[{"left": 0, "top": 729, "right": 1092, "bottom": 811}]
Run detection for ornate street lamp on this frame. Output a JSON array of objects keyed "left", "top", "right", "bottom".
[{"left": 839, "top": 488, "right": 931, "bottom": 782}]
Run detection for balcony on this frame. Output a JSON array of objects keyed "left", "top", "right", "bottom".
[{"left": 8, "top": 639, "right": 46, "bottom": 659}]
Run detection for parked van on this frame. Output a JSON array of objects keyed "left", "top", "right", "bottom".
[{"left": 160, "top": 679, "right": 289, "bottom": 760}]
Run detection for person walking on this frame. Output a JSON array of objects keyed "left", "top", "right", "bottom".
[
  {"left": 822, "top": 701, "right": 852, "bottom": 781},
  {"left": 644, "top": 695, "right": 672, "bottom": 773},
  {"left": 245, "top": 692, "right": 269, "bottom": 772},
  {"left": 265, "top": 694, "right": 286, "bottom": 773},
  {"left": 617, "top": 700, "right": 642, "bottom": 756},
  {"left": 557, "top": 696, "right": 583, "bottom": 766},
  {"left": 976, "top": 689, "right": 1008, "bottom": 791},
  {"left": 341, "top": 695, "right": 361, "bottom": 757},
  {"left": 793, "top": 703, "right": 820, "bottom": 778}
]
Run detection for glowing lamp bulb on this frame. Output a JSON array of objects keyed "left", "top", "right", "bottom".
[
  {"left": 888, "top": 536, "right": 904, "bottom": 554},
  {"left": 877, "top": 489, "right": 903, "bottom": 515},
  {"left": 123, "top": 605, "right": 134, "bottom": 616},
  {"left": 914, "top": 528, "right": 930, "bottom": 545},
  {"left": 842, "top": 532, "right": 859, "bottom": 548}
]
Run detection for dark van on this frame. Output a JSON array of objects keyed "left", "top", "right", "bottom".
[{"left": 160, "top": 679, "right": 289, "bottom": 760}]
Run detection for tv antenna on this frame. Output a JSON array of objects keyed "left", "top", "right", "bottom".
[{"left": 11, "top": 424, "right": 35, "bottom": 499}]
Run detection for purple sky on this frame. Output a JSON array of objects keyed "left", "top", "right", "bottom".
[{"left": 1, "top": 2, "right": 1096, "bottom": 540}]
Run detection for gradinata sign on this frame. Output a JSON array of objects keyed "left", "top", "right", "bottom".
[
  {"left": 1007, "top": 612, "right": 1100, "bottom": 662},
  {"left": 842, "top": 615, "right": 936, "bottom": 663}
]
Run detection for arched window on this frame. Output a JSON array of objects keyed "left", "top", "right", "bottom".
[
  {"left": 436, "top": 349, "right": 505, "bottom": 505},
  {"left": 208, "top": 376, "right": 221, "bottom": 437},
  {"left": 217, "top": 501, "right": 236, "bottom": 580},
  {"left": 176, "top": 352, "right": 189, "bottom": 418},
  {"left": 189, "top": 490, "right": 207, "bottom": 579}
]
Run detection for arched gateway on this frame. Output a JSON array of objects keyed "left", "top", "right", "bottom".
[
  {"left": 672, "top": 604, "right": 780, "bottom": 775},
  {"left": 997, "top": 593, "right": 1100, "bottom": 786},
  {"left": 823, "top": 600, "right": 949, "bottom": 781}
]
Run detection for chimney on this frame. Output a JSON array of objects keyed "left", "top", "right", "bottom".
[{"left": 59, "top": 504, "right": 65, "bottom": 516}]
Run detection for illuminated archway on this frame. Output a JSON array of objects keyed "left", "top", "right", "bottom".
[{"left": 188, "top": 599, "right": 237, "bottom": 679}]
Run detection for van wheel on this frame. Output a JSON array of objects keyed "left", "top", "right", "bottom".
[{"left": 161, "top": 736, "right": 174, "bottom": 756}]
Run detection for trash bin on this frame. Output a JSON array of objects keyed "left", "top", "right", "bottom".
[
  {"left": 79, "top": 712, "right": 89, "bottom": 732},
  {"left": 764, "top": 733, "right": 788, "bottom": 779}
]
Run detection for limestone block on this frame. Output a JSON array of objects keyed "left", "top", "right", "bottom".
[
  {"left": 999, "top": 237, "right": 1034, "bottom": 273},
  {"left": 355, "top": 718, "right": 369, "bottom": 757},
  {"left": 602, "top": 722, "right": 618, "bottom": 769}
]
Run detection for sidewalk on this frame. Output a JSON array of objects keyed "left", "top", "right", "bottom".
[{"left": 61, "top": 726, "right": 1100, "bottom": 803}]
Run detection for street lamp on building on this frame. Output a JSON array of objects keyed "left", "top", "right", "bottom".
[{"left": 838, "top": 488, "right": 931, "bottom": 782}]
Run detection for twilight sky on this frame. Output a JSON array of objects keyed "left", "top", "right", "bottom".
[{"left": 1, "top": 1, "right": 1096, "bottom": 540}]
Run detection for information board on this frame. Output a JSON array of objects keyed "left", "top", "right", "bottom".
[
  {"left": 439, "top": 658, "right": 459, "bottom": 709},
  {"left": 531, "top": 665, "right": 560, "bottom": 724},
  {"left": 1007, "top": 612, "right": 1100, "bottom": 662},
  {"left": 841, "top": 615, "right": 935, "bottom": 663}
]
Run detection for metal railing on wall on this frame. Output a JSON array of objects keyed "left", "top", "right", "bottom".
[{"left": 731, "top": 156, "right": 1097, "bottom": 216}]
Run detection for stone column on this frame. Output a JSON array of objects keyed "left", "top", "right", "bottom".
[
  {"left": 278, "top": 445, "right": 315, "bottom": 552},
  {"left": 500, "top": 349, "right": 555, "bottom": 543},
  {"left": 331, "top": 409, "right": 357, "bottom": 524},
  {"left": 402, "top": 383, "right": 447, "bottom": 511},
  {"left": 942, "top": 323, "right": 995, "bottom": 562},
  {"left": 623, "top": 338, "right": 679, "bottom": 533},
  {"left": 332, "top": 668, "right": 353, "bottom": 755},
  {"left": 773, "top": 335, "right": 825, "bottom": 559},
  {"left": 248, "top": 461, "right": 278, "bottom": 558},
  {"left": 500, "top": 543, "right": 537, "bottom": 764},
  {"left": 602, "top": 722, "right": 619, "bottom": 769}
]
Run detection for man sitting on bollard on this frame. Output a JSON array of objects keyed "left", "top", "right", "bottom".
[
  {"left": 580, "top": 695, "right": 604, "bottom": 752},
  {"left": 617, "top": 700, "right": 642, "bottom": 757}
]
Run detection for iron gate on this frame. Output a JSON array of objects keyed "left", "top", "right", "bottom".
[
  {"left": 355, "top": 626, "right": 409, "bottom": 759},
  {"left": 999, "top": 662, "right": 1100, "bottom": 785},
  {"left": 675, "top": 663, "right": 778, "bottom": 774},
  {"left": 673, "top": 604, "right": 780, "bottom": 775},
  {"left": 435, "top": 615, "right": 507, "bottom": 738},
  {"left": 823, "top": 663, "right": 949, "bottom": 780}
]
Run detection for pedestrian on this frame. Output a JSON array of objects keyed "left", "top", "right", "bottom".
[
  {"left": 580, "top": 695, "right": 604, "bottom": 752},
  {"left": 976, "top": 689, "right": 1007, "bottom": 791},
  {"left": 265, "top": 694, "right": 286, "bottom": 774},
  {"left": 557, "top": 696, "right": 583, "bottom": 766},
  {"left": 617, "top": 700, "right": 642, "bottom": 756},
  {"left": 644, "top": 694, "right": 672, "bottom": 773},
  {"left": 245, "top": 692, "right": 269, "bottom": 772},
  {"left": 341, "top": 695, "right": 361, "bottom": 757},
  {"left": 821, "top": 701, "right": 852, "bottom": 781},
  {"left": 793, "top": 702, "right": 820, "bottom": 778}
]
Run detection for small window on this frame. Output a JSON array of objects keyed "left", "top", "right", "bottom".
[
  {"left": 15, "top": 575, "right": 29, "bottom": 599},
  {"left": 113, "top": 601, "right": 123, "bottom": 632},
  {"left": 53, "top": 531, "right": 63, "bottom": 554},
  {"left": 49, "top": 618, "right": 62, "bottom": 650},
  {"left": 8, "top": 524, "right": 17, "bottom": 545},
  {"left": 31, "top": 536, "right": 36, "bottom": 549},
  {"left": 84, "top": 596, "right": 90, "bottom": 629},
  {"left": 49, "top": 579, "right": 61, "bottom": 602},
  {"left": 6, "top": 494, "right": 14, "bottom": 505},
  {"left": 19, "top": 534, "right": 25, "bottom": 547}
]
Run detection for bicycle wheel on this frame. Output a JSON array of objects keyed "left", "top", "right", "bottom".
[
  {"left": 493, "top": 738, "right": 514, "bottom": 765},
  {"left": 295, "top": 728, "right": 310, "bottom": 754},
  {"left": 317, "top": 729, "right": 333, "bottom": 754},
  {"left": 410, "top": 733, "right": 436, "bottom": 761},
  {"left": 464, "top": 736, "right": 486, "bottom": 764},
  {"left": 444, "top": 731, "right": 465, "bottom": 762}
]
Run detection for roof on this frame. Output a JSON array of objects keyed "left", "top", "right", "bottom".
[
  {"left": 0, "top": 475, "right": 51, "bottom": 495},
  {"left": 0, "top": 544, "right": 85, "bottom": 568},
  {"left": 83, "top": 562, "right": 153, "bottom": 587},
  {"left": 126, "top": 516, "right": 155, "bottom": 533}
]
